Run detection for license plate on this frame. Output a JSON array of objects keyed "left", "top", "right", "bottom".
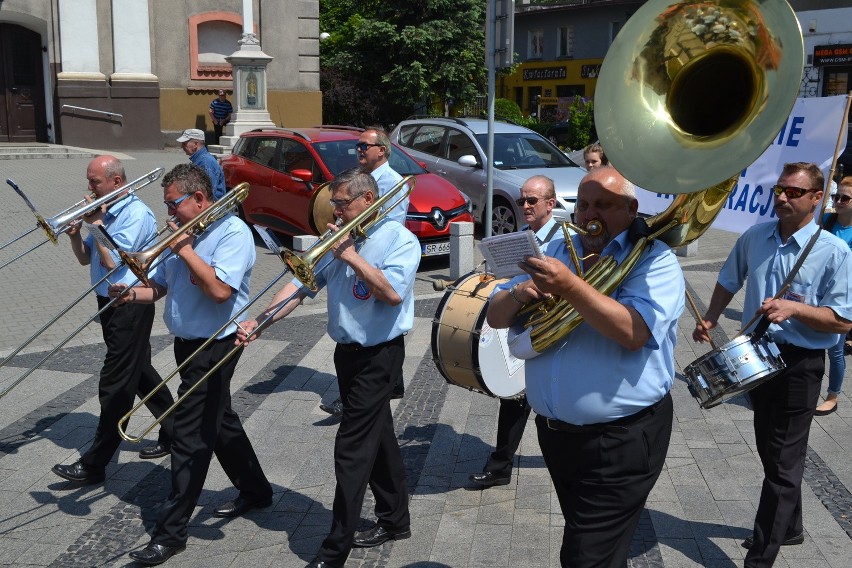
[{"left": 422, "top": 241, "right": 450, "bottom": 256}]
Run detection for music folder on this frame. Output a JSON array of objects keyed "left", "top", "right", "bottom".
[{"left": 479, "top": 230, "right": 544, "bottom": 278}]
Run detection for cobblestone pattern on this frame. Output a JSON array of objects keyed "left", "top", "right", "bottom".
[{"left": 44, "top": 314, "right": 329, "bottom": 568}]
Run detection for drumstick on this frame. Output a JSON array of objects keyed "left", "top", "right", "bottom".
[
  {"left": 737, "top": 282, "right": 790, "bottom": 336},
  {"left": 685, "top": 290, "right": 716, "bottom": 350}
]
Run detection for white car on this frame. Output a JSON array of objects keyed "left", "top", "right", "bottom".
[{"left": 391, "top": 117, "right": 586, "bottom": 234}]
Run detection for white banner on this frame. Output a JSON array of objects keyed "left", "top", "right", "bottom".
[{"left": 637, "top": 95, "right": 849, "bottom": 234}]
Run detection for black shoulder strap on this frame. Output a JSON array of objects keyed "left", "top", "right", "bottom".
[{"left": 542, "top": 222, "right": 561, "bottom": 245}]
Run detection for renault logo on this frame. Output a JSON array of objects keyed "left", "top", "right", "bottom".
[{"left": 430, "top": 208, "right": 447, "bottom": 229}]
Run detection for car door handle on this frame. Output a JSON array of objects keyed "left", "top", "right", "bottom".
[{"left": 273, "top": 185, "right": 286, "bottom": 192}]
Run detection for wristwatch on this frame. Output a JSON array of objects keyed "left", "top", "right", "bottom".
[{"left": 509, "top": 284, "right": 525, "bottom": 305}]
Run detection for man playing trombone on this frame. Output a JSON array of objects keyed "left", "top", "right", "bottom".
[
  {"left": 111, "top": 164, "right": 273, "bottom": 566},
  {"left": 237, "top": 169, "right": 419, "bottom": 568},
  {"left": 52, "top": 155, "right": 175, "bottom": 485}
]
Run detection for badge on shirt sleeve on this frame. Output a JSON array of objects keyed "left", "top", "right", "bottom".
[{"left": 353, "top": 278, "right": 371, "bottom": 300}]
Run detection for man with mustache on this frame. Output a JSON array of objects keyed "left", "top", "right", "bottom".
[
  {"left": 693, "top": 162, "right": 852, "bottom": 567},
  {"left": 486, "top": 166, "right": 684, "bottom": 567}
]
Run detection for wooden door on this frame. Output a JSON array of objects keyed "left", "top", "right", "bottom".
[{"left": 0, "top": 24, "right": 47, "bottom": 142}]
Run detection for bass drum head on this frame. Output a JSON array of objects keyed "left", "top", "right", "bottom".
[{"left": 476, "top": 321, "right": 525, "bottom": 398}]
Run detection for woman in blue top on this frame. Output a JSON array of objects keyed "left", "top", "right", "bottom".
[{"left": 817, "top": 176, "right": 852, "bottom": 416}]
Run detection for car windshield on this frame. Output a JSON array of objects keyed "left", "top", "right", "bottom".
[
  {"left": 312, "top": 140, "right": 428, "bottom": 176},
  {"left": 473, "top": 133, "right": 575, "bottom": 170}
]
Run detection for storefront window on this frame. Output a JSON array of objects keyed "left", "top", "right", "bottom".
[{"left": 824, "top": 69, "right": 851, "bottom": 96}]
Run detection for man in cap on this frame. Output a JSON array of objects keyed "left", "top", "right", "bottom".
[{"left": 176, "top": 128, "right": 226, "bottom": 201}]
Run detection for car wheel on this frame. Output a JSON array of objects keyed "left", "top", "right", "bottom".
[{"left": 491, "top": 197, "right": 518, "bottom": 235}]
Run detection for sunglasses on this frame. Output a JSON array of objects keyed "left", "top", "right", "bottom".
[
  {"left": 515, "top": 196, "right": 548, "bottom": 207},
  {"left": 329, "top": 192, "right": 365, "bottom": 208},
  {"left": 771, "top": 185, "right": 818, "bottom": 199},
  {"left": 355, "top": 142, "right": 382, "bottom": 152},
  {"left": 164, "top": 194, "right": 191, "bottom": 209},
  {"left": 832, "top": 193, "right": 852, "bottom": 205}
]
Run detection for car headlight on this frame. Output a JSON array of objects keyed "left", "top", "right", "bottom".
[{"left": 462, "top": 193, "right": 473, "bottom": 214}]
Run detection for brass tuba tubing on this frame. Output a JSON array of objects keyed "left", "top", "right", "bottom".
[
  {"left": 282, "top": 175, "right": 415, "bottom": 291},
  {"left": 120, "top": 183, "right": 250, "bottom": 286}
]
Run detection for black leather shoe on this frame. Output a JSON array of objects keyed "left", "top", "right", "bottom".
[
  {"left": 353, "top": 524, "right": 411, "bottom": 547},
  {"left": 319, "top": 398, "right": 343, "bottom": 416},
  {"left": 305, "top": 559, "right": 341, "bottom": 568},
  {"left": 128, "top": 542, "right": 185, "bottom": 565},
  {"left": 213, "top": 495, "right": 273, "bottom": 518},
  {"left": 742, "top": 532, "right": 804, "bottom": 549},
  {"left": 138, "top": 442, "right": 170, "bottom": 459},
  {"left": 815, "top": 401, "right": 838, "bottom": 416},
  {"left": 51, "top": 461, "right": 105, "bottom": 484},
  {"left": 469, "top": 471, "right": 511, "bottom": 488}
]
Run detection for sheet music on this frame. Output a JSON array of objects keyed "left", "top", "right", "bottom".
[{"left": 479, "top": 229, "right": 544, "bottom": 278}]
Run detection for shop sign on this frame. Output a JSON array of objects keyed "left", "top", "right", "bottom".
[
  {"left": 523, "top": 67, "right": 567, "bottom": 81},
  {"left": 814, "top": 44, "right": 852, "bottom": 66},
  {"left": 581, "top": 64, "right": 602, "bottom": 78}
]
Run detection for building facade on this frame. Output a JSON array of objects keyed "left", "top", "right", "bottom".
[
  {"left": 508, "top": 0, "right": 852, "bottom": 120},
  {"left": 0, "top": 0, "right": 321, "bottom": 149}
]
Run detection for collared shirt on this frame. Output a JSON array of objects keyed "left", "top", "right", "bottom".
[
  {"left": 494, "top": 230, "right": 685, "bottom": 424},
  {"left": 190, "top": 146, "right": 226, "bottom": 201},
  {"left": 718, "top": 220, "right": 852, "bottom": 349},
  {"left": 523, "top": 216, "right": 560, "bottom": 247},
  {"left": 83, "top": 195, "right": 158, "bottom": 296},
  {"left": 296, "top": 217, "right": 420, "bottom": 346},
  {"left": 152, "top": 214, "right": 255, "bottom": 340},
  {"left": 371, "top": 161, "right": 409, "bottom": 225}
]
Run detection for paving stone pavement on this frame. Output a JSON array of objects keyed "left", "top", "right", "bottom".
[{"left": 0, "top": 150, "right": 851, "bottom": 567}]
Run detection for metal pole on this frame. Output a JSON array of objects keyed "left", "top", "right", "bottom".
[{"left": 485, "top": 0, "right": 496, "bottom": 240}]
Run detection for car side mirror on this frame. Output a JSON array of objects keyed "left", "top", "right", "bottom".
[
  {"left": 457, "top": 155, "right": 479, "bottom": 168},
  {"left": 289, "top": 168, "right": 313, "bottom": 183}
]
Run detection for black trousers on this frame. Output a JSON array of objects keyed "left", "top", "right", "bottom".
[
  {"left": 317, "top": 337, "right": 410, "bottom": 565},
  {"left": 484, "top": 396, "right": 531, "bottom": 476},
  {"left": 744, "top": 346, "right": 823, "bottom": 568},
  {"left": 152, "top": 335, "right": 272, "bottom": 546},
  {"left": 536, "top": 392, "right": 673, "bottom": 568},
  {"left": 80, "top": 297, "right": 174, "bottom": 470}
]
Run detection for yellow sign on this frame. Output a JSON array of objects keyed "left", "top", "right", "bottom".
[{"left": 538, "top": 97, "right": 559, "bottom": 105}]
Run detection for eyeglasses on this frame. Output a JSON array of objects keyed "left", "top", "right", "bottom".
[
  {"left": 164, "top": 194, "right": 191, "bottom": 209},
  {"left": 355, "top": 142, "right": 382, "bottom": 152},
  {"left": 771, "top": 185, "right": 818, "bottom": 199},
  {"left": 832, "top": 193, "right": 852, "bottom": 205},
  {"left": 515, "top": 196, "right": 549, "bottom": 207},
  {"left": 329, "top": 192, "right": 365, "bottom": 208}
]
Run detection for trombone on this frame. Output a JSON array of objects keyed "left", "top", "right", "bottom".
[
  {"left": 0, "top": 183, "right": 248, "bottom": 401},
  {"left": 1, "top": 168, "right": 164, "bottom": 271},
  {"left": 118, "top": 176, "right": 414, "bottom": 442}
]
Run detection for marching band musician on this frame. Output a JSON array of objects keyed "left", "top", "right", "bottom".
[
  {"left": 693, "top": 162, "right": 852, "bottom": 567},
  {"left": 110, "top": 164, "right": 272, "bottom": 566},
  {"left": 236, "top": 169, "right": 419, "bottom": 568},
  {"left": 52, "top": 155, "right": 175, "bottom": 485},
  {"left": 470, "top": 175, "right": 561, "bottom": 488},
  {"left": 486, "top": 166, "right": 684, "bottom": 567}
]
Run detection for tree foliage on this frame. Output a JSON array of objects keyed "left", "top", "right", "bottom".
[{"left": 320, "top": 0, "right": 487, "bottom": 126}]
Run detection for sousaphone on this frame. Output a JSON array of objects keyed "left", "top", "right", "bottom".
[{"left": 509, "top": 0, "right": 804, "bottom": 357}]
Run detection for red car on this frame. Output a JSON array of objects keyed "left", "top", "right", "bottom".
[{"left": 221, "top": 126, "right": 474, "bottom": 256}]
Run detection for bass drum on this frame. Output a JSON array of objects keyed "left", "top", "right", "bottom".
[
  {"left": 431, "top": 272, "right": 525, "bottom": 399},
  {"left": 684, "top": 334, "right": 785, "bottom": 409}
]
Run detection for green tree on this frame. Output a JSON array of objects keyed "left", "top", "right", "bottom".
[{"left": 320, "top": 0, "right": 486, "bottom": 126}]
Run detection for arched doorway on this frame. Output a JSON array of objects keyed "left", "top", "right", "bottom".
[{"left": 0, "top": 23, "right": 47, "bottom": 142}]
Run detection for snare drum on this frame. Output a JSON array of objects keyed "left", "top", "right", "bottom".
[
  {"left": 684, "top": 334, "right": 785, "bottom": 409},
  {"left": 431, "top": 272, "right": 525, "bottom": 399}
]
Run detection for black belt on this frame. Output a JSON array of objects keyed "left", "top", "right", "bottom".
[
  {"left": 336, "top": 335, "right": 404, "bottom": 353},
  {"left": 541, "top": 393, "right": 668, "bottom": 434},
  {"left": 175, "top": 333, "right": 236, "bottom": 344}
]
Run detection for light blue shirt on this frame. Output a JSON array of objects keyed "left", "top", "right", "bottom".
[
  {"left": 297, "top": 217, "right": 420, "bottom": 346},
  {"left": 190, "top": 146, "right": 226, "bottom": 201},
  {"left": 718, "top": 220, "right": 852, "bottom": 349},
  {"left": 524, "top": 217, "right": 560, "bottom": 247},
  {"left": 494, "top": 230, "right": 685, "bottom": 424},
  {"left": 84, "top": 195, "right": 158, "bottom": 296},
  {"left": 371, "top": 161, "right": 409, "bottom": 225},
  {"left": 152, "top": 214, "right": 255, "bottom": 339}
]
